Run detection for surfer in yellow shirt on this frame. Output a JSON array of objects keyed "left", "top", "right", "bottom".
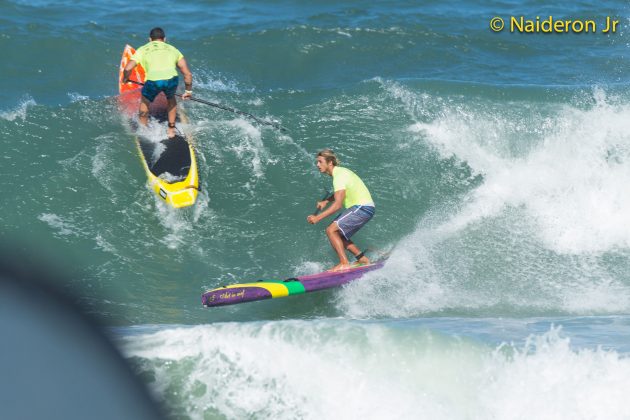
[
  {"left": 307, "top": 149, "right": 375, "bottom": 271},
  {"left": 122, "top": 27, "right": 193, "bottom": 138}
]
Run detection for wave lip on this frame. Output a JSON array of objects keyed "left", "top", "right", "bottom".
[
  {"left": 118, "top": 319, "right": 630, "bottom": 420},
  {"left": 333, "top": 81, "right": 630, "bottom": 318}
]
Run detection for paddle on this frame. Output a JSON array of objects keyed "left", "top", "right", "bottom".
[{"left": 124, "top": 80, "right": 288, "bottom": 132}]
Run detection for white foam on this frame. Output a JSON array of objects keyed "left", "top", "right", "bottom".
[
  {"left": 193, "top": 69, "right": 252, "bottom": 93},
  {"left": 192, "top": 190, "right": 211, "bottom": 224},
  {"left": 67, "top": 92, "right": 89, "bottom": 103},
  {"left": 400, "top": 85, "right": 630, "bottom": 254},
  {"left": 338, "top": 242, "right": 454, "bottom": 318},
  {"left": 95, "top": 234, "right": 116, "bottom": 254},
  {"left": 479, "top": 327, "right": 630, "bottom": 420},
  {"left": 0, "top": 97, "right": 36, "bottom": 121},
  {"left": 134, "top": 118, "right": 171, "bottom": 144},
  {"left": 226, "top": 119, "right": 273, "bottom": 179},
  {"left": 120, "top": 322, "right": 468, "bottom": 419},
  {"left": 119, "top": 322, "right": 630, "bottom": 420},
  {"left": 38, "top": 213, "right": 76, "bottom": 236},
  {"left": 154, "top": 197, "right": 193, "bottom": 250},
  {"left": 247, "top": 98, "right": 264, "bottom": 106},
  {"left": 347, "top": 81, "right": 630, "bottom": 316},
  {"left": 157, "top": 171, "right": 182, "bottom": 183},
  {"left": 292, "top": 260, "right": 326, "bottom": 277},
  {"left": 91, "top": 133, "right": 121, "bottom": 195}
]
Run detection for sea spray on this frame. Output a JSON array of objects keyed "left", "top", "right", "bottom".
[{"left": 118, "top": 320, "right": 630, "bottom": 420}]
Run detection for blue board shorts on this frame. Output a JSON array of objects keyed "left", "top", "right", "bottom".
[
  {"left": 142, "top": 76, "right": 179, "bottom": 102},
  {"left": 334, "top": 205, "right": 375, "bottom": 240}
]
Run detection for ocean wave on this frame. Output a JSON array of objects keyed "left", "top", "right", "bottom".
[
  {"left": 328, "top": 81, "right": 630, "bottom": 317},
  {"left": 118, "top": 320, "right": 630, "bottom": 420},
  {"left": 405, "top": 87, "right": 630, "bottom": 255}
]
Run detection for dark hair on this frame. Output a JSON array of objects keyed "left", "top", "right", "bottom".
[{"left": 149, "top": 27, "right": 165, "bottom": 40}]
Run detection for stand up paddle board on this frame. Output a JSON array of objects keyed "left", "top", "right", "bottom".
[
  {"left": 118, "top": 44, "right": 199, "bottom": 208},
  {"left": 202, "top": 258, "right": 387, "bottom": 307}
]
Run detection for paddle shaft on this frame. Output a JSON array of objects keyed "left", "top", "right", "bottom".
[{"left": 124, "top": 80, "right": 287, "bottom": 132}]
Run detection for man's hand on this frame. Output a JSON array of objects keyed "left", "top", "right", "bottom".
[
  {"left": 122, "top": 62, "right": 136, "bottom": 84},
  {"left": 307, "top": 215, "right": 319, "bottom": 224}
]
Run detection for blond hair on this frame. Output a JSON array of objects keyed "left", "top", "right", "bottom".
[{"left": 317, "top": 149, "right": 340, "bottom": 166}]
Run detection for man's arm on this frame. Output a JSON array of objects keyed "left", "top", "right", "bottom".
[
  {"left": 122, "top": 60, "right": 137, "bottom": 83},
  {"left": 307, "top": 189, "right": 345, "bottom": 224},
  {"left": 315, "top": 193, "right": 335, "bottom": 211},
  {"left": 177, "top": 58, "right": 193, "bottom": 99}
]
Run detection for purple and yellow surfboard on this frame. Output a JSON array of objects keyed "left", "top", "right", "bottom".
[{"left": 202, "top": 259, "right": 387, "bottom": 307}]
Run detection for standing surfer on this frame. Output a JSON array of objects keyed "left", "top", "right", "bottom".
[
  {"left": 307, "top": 149, "right": 375, "bottom": 271},
  {"left": 122, "top": 27, "right": 193, "bottom": 138}
]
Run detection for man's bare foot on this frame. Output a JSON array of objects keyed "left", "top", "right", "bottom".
[
  {"left": 357, "top": 256, "right": 370, "bottom": 265},
  {"left": 167, "top": 127, "right": 176, "bottom": 138},
  {"left": 328, "top": 262, "right": 353, "bottom": 272}
]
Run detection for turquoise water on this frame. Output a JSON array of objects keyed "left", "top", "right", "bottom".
[{"left": 2, "top": 0, "right": 630, "bottom": 418}]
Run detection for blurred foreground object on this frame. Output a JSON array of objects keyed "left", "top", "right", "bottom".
[{"left": 0, "top": 251, "right": 165, "bottom": 420}]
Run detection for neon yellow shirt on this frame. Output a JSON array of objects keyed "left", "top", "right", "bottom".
[
  {"left": 332, "top": 166, "right": 374, "bottom": 208},
  {"left": 131, "top": 41, "right": 183, "bottom": 81}
]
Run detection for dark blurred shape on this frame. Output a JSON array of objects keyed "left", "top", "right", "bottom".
[{"left": 0, "top": 250, "right": 166, "bottom": 420}]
